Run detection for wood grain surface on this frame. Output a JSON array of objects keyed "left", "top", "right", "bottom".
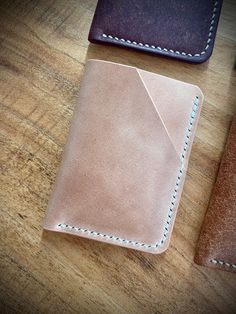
[{"left": 0, "top": 1, "right": 236, "bottom": 313}]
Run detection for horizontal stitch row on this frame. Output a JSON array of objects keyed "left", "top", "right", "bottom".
[
  {"left": 210, "top": 259, "right": 236, "bottom": 268},
  {"left": 58, "top": 97, "right": 200, "bottom": 249},
  {"left": 101, "top": 1, "right": 218, "bottom": 58}
]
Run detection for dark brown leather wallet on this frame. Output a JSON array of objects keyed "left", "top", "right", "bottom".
[
  {"left": 88, "top": 0, "right": 223, "bottom": 63},
  {"left": 194, "top": 114, "right": 236, "bottom": 273}
]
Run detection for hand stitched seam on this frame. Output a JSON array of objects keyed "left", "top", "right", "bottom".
[
  {"left": 100, "top": 1, "right": 218, "bottom": 58},
  {"left": 210, "top": 259, "right": 236, "bottom": 268},
  {"left": 58, "top": 96, "right": 200, "bottom": 250}
]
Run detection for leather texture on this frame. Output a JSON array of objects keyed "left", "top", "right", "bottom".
[
  {"left": 44, "top": 59, "right": 203, "bottom": 253},
  {"left": 195, "top": 115, "right": 236, "bottom": 272},
  {"left": 88, "top": 0, "right": 222, "bottom": 64}
]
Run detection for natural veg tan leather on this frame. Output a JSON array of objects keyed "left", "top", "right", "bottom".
[
  {"left": 43, "top": 60, "right": 203, "bottom": 253},
  {"left": 88, "top": 0, "right": 223, "bottom": 63},
  {"left": 195, "top": 115, "right": 236, "bottom": 272}
]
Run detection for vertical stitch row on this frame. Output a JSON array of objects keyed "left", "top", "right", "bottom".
[{"left": 159, "top": 96, "right": 199, "bottom": 245}]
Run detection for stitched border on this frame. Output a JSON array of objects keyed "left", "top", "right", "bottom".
[
  {"left": 58, "top": 96, "right": 200, "bottom": 249},
  {"left": 100, "top": 1, "right": 218, "bottom": 58},
  {"left": 210, "top": 259, "right": 236, "bottom": 269}
]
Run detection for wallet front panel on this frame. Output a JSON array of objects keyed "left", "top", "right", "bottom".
[{"left": 44, "top": 60, "right": 203, "bottom": 253}]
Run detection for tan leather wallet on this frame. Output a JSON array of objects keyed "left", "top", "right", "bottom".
[{"left": 44, "top": 60, "right": 203, "bottom": 254}]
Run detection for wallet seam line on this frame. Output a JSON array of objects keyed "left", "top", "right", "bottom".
[
  {"left": 210, "top": 259, "right": 236, "bottom": 268},
  {"left": 57, "top": 96, "right": 200, "bottom": 250},
  {"left": 100, "top": 0, "right": 218, "bottom": 58}
]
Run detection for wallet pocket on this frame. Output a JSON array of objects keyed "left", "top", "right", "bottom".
[{"left": 44, "top": 60, "right": 203, "bottom": 253}]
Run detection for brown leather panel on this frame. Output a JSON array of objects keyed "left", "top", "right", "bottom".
[
  {"left": 43, "top": 60, "right": 203, "bottom": 253},
  {"left": 195, "top": 114, "right": 236, "bottom": 272}
]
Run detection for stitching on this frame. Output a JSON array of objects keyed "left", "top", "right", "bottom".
[
  {"left": 100, "top": 1, "right": 218, "bottom": 58},
  {"left": 58, "top": 96, "right": 200, "bottom": 249},
  {"left": 210, "top": 259, "right": 236, "bottom": 269}
]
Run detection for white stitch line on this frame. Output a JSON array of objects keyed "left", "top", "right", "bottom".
[
  {"left": 58, "top": 97, "right": 200, "bottom": 249},
  {"left": 101, "top": 1, "right": 218, "bottom": 58},
  {"left": 210, "top": 259, "right": 236, "bottom": 269}
]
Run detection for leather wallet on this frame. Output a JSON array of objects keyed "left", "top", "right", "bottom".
[
  {"left": 195, "top": 115, "right": 236, "bottom": 272},
  {"left": 88, "top": 0, "right": 222, "bottom": 63},
  {"left": 43, "top": 59, "right": 203, "bottom": 253}
]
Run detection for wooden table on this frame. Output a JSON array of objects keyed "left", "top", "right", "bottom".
[{"left": 0, "top": 1, "right": 235, "bottom": 313}]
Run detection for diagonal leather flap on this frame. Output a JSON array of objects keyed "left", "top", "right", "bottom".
[{"left": 137, "top": 69, "right": 203, "bottom": 158}]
